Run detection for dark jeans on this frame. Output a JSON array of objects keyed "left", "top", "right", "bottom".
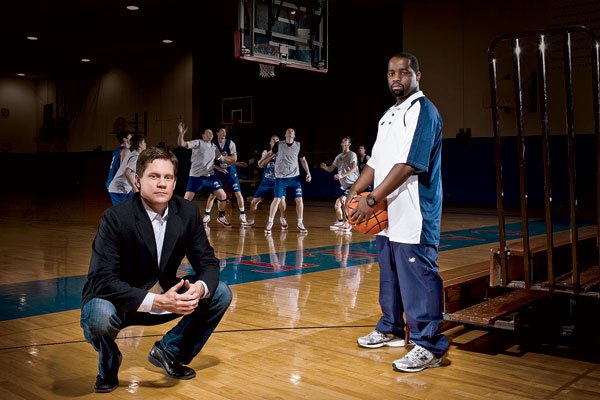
[
  {"left": 80, "top": 281, "right": 232, "bottom": 378},
  {"left": 374, "top": 236, "right": 449, "bottom": 357}
]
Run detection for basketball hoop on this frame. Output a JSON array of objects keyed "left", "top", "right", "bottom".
[{"left": 259, "top": 63, "right": 276, "bottom": 78}]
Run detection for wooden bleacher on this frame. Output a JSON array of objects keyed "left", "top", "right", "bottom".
[{"left": 441, "top": 226, "right": 599, "bottom": 330}]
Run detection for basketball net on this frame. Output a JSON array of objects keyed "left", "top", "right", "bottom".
[{"left": 259, "top": 63, "right": 276, "bottom": 78}]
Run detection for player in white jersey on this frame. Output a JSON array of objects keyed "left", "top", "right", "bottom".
[
  {"left": 108, "top": 134, "right": 146, "bottom": 205},
  {"left": 262, "top": 128, "right": 311, "bottom": 233},
  {"left": 244, "top": 135, "right": 287, "bottom": 227},
  {"left": 177, "top": 122, "right": 231, "bottom": 227},
  {"left": 320, "top": 136, "right": 359, "bottom": 232}
]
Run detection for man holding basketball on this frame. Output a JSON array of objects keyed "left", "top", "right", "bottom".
[{"left": 346, "top": 52, "right": 447, "bottom": 372}]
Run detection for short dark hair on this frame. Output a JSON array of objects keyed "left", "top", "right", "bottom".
[
  {"left": 116, "top": 130, "right": 130, "bottom": 143},
  {"left": 390, "top": 52, "right": 420, "bottom": 73},
  {"left": 129, "top": 134, "right": 145, "bottom": 151},
  {"left": 136, "top": 147, "right": 178, "bottom": 177}
]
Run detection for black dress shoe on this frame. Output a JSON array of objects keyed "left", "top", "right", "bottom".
[
  {"left": 148, "top": 341, "right": 196, "bottom": 379},
  {"left": 94, "top": 374, "right": 119, "bottom": 393}
]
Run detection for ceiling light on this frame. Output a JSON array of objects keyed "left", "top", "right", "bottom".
[
  {"left": 126, "top": 5, "right": 139, "bottom": 11},
  {"left": 27, "top": 36, "right": 38, "bottom": 41},
  {"left": 162, "top": 39, "right": 173, "bottom": 44},
  {"left": 17, "top": 73, "right": 25, "bottom": 76},
  {"left": 81, "top": 58, "right": 91, "bottom": 62},
  {"left": 291, "top": 10, "right": 296, "bottom": 15}
]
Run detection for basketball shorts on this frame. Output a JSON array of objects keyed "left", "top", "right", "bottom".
[
  {"left": 109, "top": 191, "right": 133, "bottom": 206},
  {"left": 335, "top": 186, "right": 351, "bottom": 198},
  {"left": 253, "top": 177, "right": 276, "bottom": 199},
  {"left": 274, "top": 176, "right": 302, "bottom": 199},
  {"left": 215, "top": 170, "right": 241, "bottom": 193},
  {"left": 186, "top": 175, "right": 223, "bottom": 194}
]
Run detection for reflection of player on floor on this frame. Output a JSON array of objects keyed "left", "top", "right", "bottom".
[
  {"left": 262, "top": 128, "right": 311, "bottom": 233},
  {"left": 106, "top": 131, "right": 132, "bottom": 189},
  {"left": 245, "top": 135, "right": 287, "bottom": 228},
  {"left": 347, "top": 52, "right": 447, "bottom": 373},
  {"left": 204, "top": 127, "right": 249, "bottom": 226},
  {"left": 320, "top": 136, "right": 359, "bottom": 232},
  {"left": 108, "top": 134, "right": 146, "bottom": 205},
  {"left": 177, "top": 122, "right": 231, "bottom": 227}
]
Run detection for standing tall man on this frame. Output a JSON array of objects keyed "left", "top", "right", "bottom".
[
  {"left": 320, "top": 136, "right": 359, "bottom": 232},
  {"left": 178, "top": 122, "right": 231, "bottom": 227},
  {"left": 81, "top": 147, "right": 232, "bottom": 393},
  {"left": 263, "top": 128, "right": 311, "bottom": 233},
  {"left": 347, "top": 52, "right": 447, "bottom": 373}
]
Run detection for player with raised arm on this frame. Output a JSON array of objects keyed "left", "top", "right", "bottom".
[{"left": 177, "top": 122, "right": 231, "bottom": 227}]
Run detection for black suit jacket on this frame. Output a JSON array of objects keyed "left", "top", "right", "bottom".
[{"left": 81, "top": 193, "right": 220, "bottom": 313}]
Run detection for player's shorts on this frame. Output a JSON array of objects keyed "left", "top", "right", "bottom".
[
  {"left": 109, "top": 191, "right": 133, "bottom": 206},
  {"left": 215, "top": 170, "right": 241, "bottom": 193},
  {"left": 274, "top": 176, "right": 303, "bottom": 199},
  {"left": 253, "top": 177, "right": 277, "bottom": 200},
  {"left": 186, "top": 175, "right": 223, "bottom": 194},
  {"left": 335, "top": 186, "right": 351, "bottom": 198}
]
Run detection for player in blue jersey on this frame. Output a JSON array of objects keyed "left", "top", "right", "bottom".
[
  {"left": 347, "top": 52, "right": 447, "bottom": 373},
  {"left": 244, "top": 135, "right": 287, "bottom": 228},
  {"left": 204, "top": 127, "right": 249, "bottom": 226},
  {"left": 106, "top": 131, "right": 132, "bottom": 189}
]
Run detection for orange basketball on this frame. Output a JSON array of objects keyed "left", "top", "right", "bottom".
[{"left": 346, "top": 192, "right": 388, "bottom": 234}]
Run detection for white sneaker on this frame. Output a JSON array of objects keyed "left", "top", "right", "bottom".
[
  {"left": 242, "top": 219, "right": 255, "bottom": 228},
  {"left": 392, "top": 344, "right": 443, "bottom": 373},
  {"left": 203, "top": 214, "right": 211, "bottom": 224},
  {"left": 280, "top": 217, "right": 288, "bottom": 230},
  {"left": 297, "top": 221, "right": 308, "bottom": 233},
  {"left": 340, "top": 221, "right": 353, "bottom": 232},
  {"left": 216, "top": 215, "right": 232, "bottom": 228},
  {"left": 329, "top": 221, "right": 344, "bottom": 230},
  {"left": 265, "top": 220, "right": 273, "bottom": 234},
  {"left": 357, "top": 330, "right": 406, "bottom": 348},
  {"left": 240, "top": 213, "right": 248, "bottom": 223}
]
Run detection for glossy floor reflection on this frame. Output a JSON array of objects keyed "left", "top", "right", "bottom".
[{"left": 1, "top": 195, "right": 598, "bottom": 399}]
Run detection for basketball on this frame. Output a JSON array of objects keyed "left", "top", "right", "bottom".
[{"left": 345, "top": 192, "right": 388, "bottom": 234}]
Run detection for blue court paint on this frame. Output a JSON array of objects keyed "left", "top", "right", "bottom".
[{"left": 0, "top": 219, "right": 589, "bottom": 321}]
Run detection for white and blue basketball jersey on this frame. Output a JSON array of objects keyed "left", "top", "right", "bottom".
[
  {"left": 261, "top": 149, "right": 276, "bottom": 180},
  {"left": 215, "top": 139, "right": 237, "bottom": 174},
  {"left": 368, "top": 91, "right": 443, "bottom": 245}
]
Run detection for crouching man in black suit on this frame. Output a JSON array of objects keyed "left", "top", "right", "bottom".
[{"left": 81, "top": 147, "right": 232, "bottom": 393}]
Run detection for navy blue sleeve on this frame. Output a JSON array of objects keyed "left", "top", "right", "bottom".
[{"left": 407, "top": 98, "right": 442, "bottom": 173}]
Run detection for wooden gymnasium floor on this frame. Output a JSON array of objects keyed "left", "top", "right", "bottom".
[{"left": 0, "top": 192, "right": 599, "bottom": 399}]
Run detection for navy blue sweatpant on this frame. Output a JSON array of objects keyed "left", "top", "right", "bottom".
[{"left": 374, "top": 235, "right": 449, "bottom": 357}]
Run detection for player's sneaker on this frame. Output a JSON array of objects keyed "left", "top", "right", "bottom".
[
  {"left": 265, "top": 220, "right": 273, "bottom": 234},
  {"left": 240, "top": 213, "right": 248, "bottom": 224},
  {"left": 203, "top": 214, "right": 211, "bottom": 224},
  {"left": 357, "top": 330, "right": 406, "bottom": 348},
  {"left": 297, "top": 221, "right": 308, "bottom": 233},
  {"left": 329, "top": 221, "right": 344, "bottom": 230},
  {"left": 340, "top": 221, "right": 353, "bottom": 233},
  {"left": 280, "top": 217, "right": 288, "bottom": 230},
  {"left": 216, "top": 215, "right": 232, "bottom": 228},
  {"left": 242, "top": 219, "right": 255, "bottom": 228},
  {"left": 392, "top": 344, "right": 443, "bottom": 373}
]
